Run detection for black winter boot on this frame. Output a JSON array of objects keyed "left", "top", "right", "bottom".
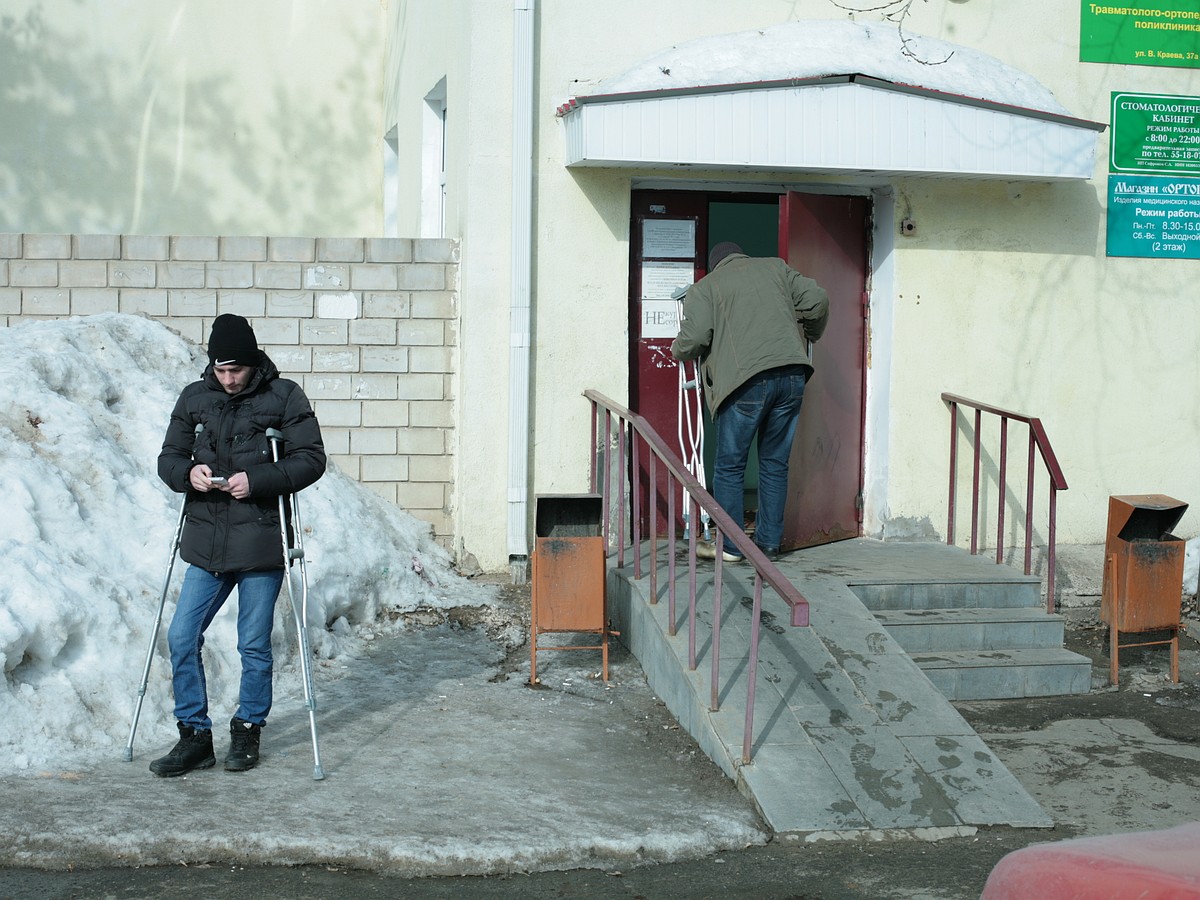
[
  {"left": 224, "top": 717, "right": 261, "bottom": 772},
  {"left": 149, "top": 723, "right": 216, "bottom": 777}
]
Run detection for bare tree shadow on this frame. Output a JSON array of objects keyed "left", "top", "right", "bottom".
[{"left": 0, "top": 3, "right": 381, "bottom": 235}]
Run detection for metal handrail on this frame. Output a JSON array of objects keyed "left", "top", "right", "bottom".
[
  {"left": 585, "top": 389, "right": 809, "bottom": 766},
  {"left": 942, "top": 392, "right": 1068, "bottom": 612}
]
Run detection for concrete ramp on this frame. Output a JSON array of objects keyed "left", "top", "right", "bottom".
[{"left": 608, "top": 539, "right": 1054, "bottom": 837}]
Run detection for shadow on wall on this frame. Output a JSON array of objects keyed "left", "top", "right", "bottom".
[
  {"left": 0, "top": 2, "right": 380, "bottom": 236},
  {"left": 895, "top": 179, "right": 1104, "bottom": 258}
]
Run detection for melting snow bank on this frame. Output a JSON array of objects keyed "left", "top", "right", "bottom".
[{"left": 0, "top": 313, "right": 500, "bottom": 773}]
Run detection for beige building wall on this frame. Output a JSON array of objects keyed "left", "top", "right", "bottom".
[
  {"left": 385, "top": 1, "right": 534, "bottom": 570},
  {"left": 876, "top": 3, "right": 1200, "bottom": 546},
  {"left": 1, "top": 3, "right": 469, "bottom": 549},
  {"left": 0, "top": 232, "right": 459, "bottom": 549},
  {"left": 6, "top": 0, "right": 1200, "bottom": 571},
  {"left": 391, "top": 0, "right": 1200, "bottom": 572},
  {"left": 0, "top": 0, "right": 385, "bottom": 237}
]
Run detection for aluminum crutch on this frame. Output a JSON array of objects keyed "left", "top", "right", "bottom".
[
  {"left": 266, "top": 427, "right": 324, "bottom": 781},
  {"left": 124, "top": 423, "right": 201, "bottom": 761}
]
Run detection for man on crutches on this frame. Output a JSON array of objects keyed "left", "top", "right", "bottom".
[{"left": 149, "top": 314, "right": 325, "bottom": 777}]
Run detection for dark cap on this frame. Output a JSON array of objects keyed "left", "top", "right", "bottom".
[
  {"left": 207, "top": 314, "right": 261, "bottom": 367},
  {"left": 708, "top": 241, "right": 743, "bottom": 270}
]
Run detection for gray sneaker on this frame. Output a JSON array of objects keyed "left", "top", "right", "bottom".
[{"left": 695, "top": 541, "right": 743, "bottom": 563}]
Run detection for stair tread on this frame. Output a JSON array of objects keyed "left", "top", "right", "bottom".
[
  {"left": 910, "top": 647, "right": 1092, "bottom": 669},
  {"left": 852, "top": 583, "right": 1045, "bottom": 611},
  {"left": 874, "top": 607, "right": 1065, "bottom": 624},
  {"left": 848, "top": 575, "right": 1041, "bottom": 585}
]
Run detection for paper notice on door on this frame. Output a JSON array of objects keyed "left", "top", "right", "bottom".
[
  {"left": 642, "top": 219, "right": 696, "bottom": 259},
  {"left": 641, "top": 260, "right": 693, "bottom": 300},
  {"left": 640, "top": 299, "right": 679, "bottom": 339}
]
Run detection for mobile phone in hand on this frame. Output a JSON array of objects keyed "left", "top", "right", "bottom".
[{"left": 209, "top": 476, "right": 228, "bottom": 486}]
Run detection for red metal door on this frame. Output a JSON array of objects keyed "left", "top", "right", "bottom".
[{"left": 779, "top": 191, "right": 869, "bottom": 549}]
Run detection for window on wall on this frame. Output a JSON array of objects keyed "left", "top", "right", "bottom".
[
  {"left": 383, "top": 126, "right": 400, "bottom": 239},
  {"left": 422, "top": 77, "right": 447, "bottom": 238}
]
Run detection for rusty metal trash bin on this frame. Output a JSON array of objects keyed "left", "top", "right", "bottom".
[
  {"left": 530, "top": 494, "right": 615, "bottom": 684},
  {"left": 1101, "top": 494, "right": 1187, "bottom": 685}
]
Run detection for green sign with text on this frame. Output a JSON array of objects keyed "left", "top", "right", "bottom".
[
  {"left": 1107, "top": 174, "right": 1200, "bottom": 259},
  {"left": 1081, "top": 2, "right": 1200, "bottom": 68},
  {"left": 1111, "top": 92, "right": 1200, "bottom": 175}
]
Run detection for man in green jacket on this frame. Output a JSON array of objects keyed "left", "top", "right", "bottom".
[{"left": 671, "top": 242, "right": 829, "bottom": 562}]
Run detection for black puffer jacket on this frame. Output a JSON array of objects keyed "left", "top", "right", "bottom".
[{"left": 158, "top": 354, "right": 326, "bottom": 573}]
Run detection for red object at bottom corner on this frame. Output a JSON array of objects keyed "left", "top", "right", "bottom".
[{"left": 982, "top": 822, "right": 1200, "bottom": 900}]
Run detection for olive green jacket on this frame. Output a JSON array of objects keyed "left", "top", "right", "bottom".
[{"left": 670, "top": 253, "right": 830, "bottom": 416}]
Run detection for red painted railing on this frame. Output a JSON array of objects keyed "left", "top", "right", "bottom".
[
  {"left": 943, "top": 393, "right": 1068, "bottom": 612},
  {"left": 585, "top": 390, "right": 809, "bottom": 766}
]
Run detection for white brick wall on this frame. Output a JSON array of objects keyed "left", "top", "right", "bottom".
[{"left": 1, "top": 232, "right": 459, "bottom": 549}]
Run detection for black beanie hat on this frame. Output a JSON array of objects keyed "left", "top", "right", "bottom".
[
  {"left": 207, "top": 314, "right": 261, "bottom": 367},
  {"left": 708, "top": 241, "right": 743, "bottom": 271}
]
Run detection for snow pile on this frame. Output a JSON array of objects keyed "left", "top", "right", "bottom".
[
  {"left": 0, "top": 313, "right": 496, "bottom": 772},
  {"left": 1185, "top": 537, "right": 1200, "bottom": 597},
  {"left": 590, "top": 20, "right": 1069, "bottom": 115}
]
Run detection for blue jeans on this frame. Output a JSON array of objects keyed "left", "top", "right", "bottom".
[
  {"left": 167, "top": 565, "right": 285, "bottom": 731},
  {"left": 712, "top": 366, "right": 807, "bottom": 557}
]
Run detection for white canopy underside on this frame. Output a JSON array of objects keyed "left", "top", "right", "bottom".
[{"left": 561, "top": 77, "right": 1105, "bottom": 183}]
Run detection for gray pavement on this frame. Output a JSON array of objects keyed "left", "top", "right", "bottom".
[{"left": 0, "top": 620, "right": 764, "bottom": 877}]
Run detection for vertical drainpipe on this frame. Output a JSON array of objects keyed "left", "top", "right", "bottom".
[{"left": 507, "top": 0, "right": 535, "bottom": 582}]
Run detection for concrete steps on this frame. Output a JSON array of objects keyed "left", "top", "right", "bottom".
[
  {"left": 908, "top": 648, "right": 1093, "bottom": 701},
  {"left": 872, "top": 607, "right": 1069, "bottom": 652},
  {"left": 850, "top": 575, "right": 1092, "bottom": 701},
  {"left": 607, "top": 539, "right": 1057, "bottom": 835},
  {"left": 849, "top": 578, "right": 1042, "bottom": 611}
]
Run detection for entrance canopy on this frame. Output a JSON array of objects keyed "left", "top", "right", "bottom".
[{"left": 558, "top": 21, "right": 1106, "bottom": 182}]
